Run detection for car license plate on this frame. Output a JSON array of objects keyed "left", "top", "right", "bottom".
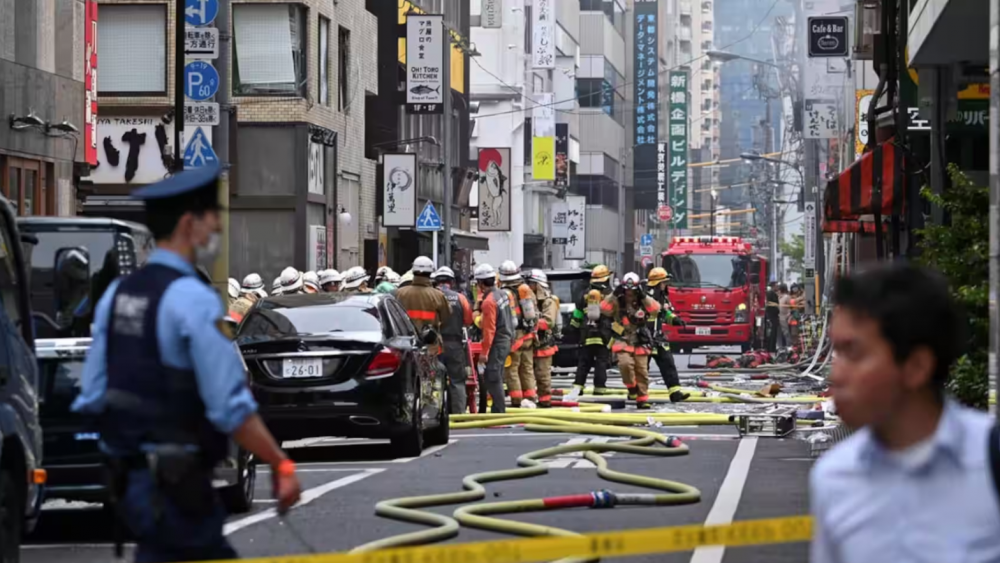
[
  {"left": 695, "top": 327, "right": 711, "bottom": 336},
  {"left": 282, "top": 358, "right": 324, "bottom": 378}
]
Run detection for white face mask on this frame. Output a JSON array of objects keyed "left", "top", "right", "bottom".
[{"left": 195, "top": 231, "right": 221, "bottom": 268}]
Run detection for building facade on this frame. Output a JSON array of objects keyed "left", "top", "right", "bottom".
[
  {"left": 0, "top": 0, "right": 89, "bottom": 217},
  {"left": 90, "top": 0, "right": 378, "bottom": 284}
]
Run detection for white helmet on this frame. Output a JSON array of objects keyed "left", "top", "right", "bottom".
[
  {"left": 527, "top": 269, "right": 548, "bottom": 288},
  {"left": 227, "top": 278, "right": 241, "bottom": 300},
  {"left": 280, "top": 267, "right": 303, "bottom": 292},
  {"left": 272, "top": 277, "right": 284, "bottom": 295},
  {"left": 318, "top": 269, "right": 341, "bottom": 286},
  {"left": 303, "top": 270, "right": 321, "bottom": 291},
  {"left": 473, "top": 263, "right": 496, "bottom": 281},
  {"left": 498, "top": 260, "right": 521, "bottom": 282},
  {"left": 375, "top": 266, "right": 394, "bottom": 282},
  {"left": 342, "top": 266, "right": 369, "bottom": 289},
  {"left": 386, "top": 271, "right": 402, "bottom": 285},
  {"left": 621, "top": 272, "right": 641, "bottom": 290},
  {"left": 399, "top": 270, "right": 414, "bottom": 287},
  {"left": 241, "top": 273, "right": 267, "bottom": 298},
  {"left": 433, "top": 266, "right": 455, "bottom": 281},
  {"left": 412, "top": 256, "right": 436, "bottom": 275}
]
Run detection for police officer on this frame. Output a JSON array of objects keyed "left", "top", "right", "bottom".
[
  {"left": 72, "top": 164, "right": 301, "bottom": 562},
  {"left": 645, "top": 267, "right": 690, "bottom": 403},
  {"left": 472, "top": 263, "right": 512, "bottom": 413},
  {"left": 569, "top": 265, "right": 614, "bottom": 396},
  {"left": 433, "top": 266, "right": 474, "bottom": 413}
]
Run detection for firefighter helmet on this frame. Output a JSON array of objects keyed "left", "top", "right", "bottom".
[
  {"left": 498, "top": 260, "right": 521, "bottom": 282},
  {"left": 342, "top": 267, "right": 369, "bottom": 289},
  {"left": 646, "top": 267, "right": 670, "bottom": 286},
  {"left": 412, "top": 256, "right": 436, "bottom": 275},
  {"left": 591, "top": 264, "right": 612, "bottom": 283},
  {"left": 280, "top": 267, "right": 304, "bottom": 292},
  {"left": 621, "top": 272, "right": 640, "bottom": 290},
  {"left": 433, "top": 266, "right": 456, "bottom": 281},
  {"left": 227, "top": 278, "right": 241, "bottom": 300},
  {"left": 473, "top": 263, "right": 496, "bottom": 280},
  {"left": 527, "top": 269, "right": 548, "bottom": 288}
]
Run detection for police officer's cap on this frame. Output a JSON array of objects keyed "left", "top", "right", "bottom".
[{"left": 131, "top": 163, "right": 223, "bottom": 211}]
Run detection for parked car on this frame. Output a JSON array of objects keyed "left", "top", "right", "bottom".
[
  {"left": 34, "top": 336, "right": 256, "bottom": 514},
  {"left": 237, "top": 292, "right": 449, "bottom": 457},
  {"left": 16, "top": 217, "right": 153, "bottom": 339},
  {"left": 543, "top": 268, "right": 591, "bottom": 369},
  {"left": 0, "top": 196, "right": 46, "bottom": 556}
]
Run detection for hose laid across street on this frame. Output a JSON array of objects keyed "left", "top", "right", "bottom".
[{"left": 350, "top": 414, "right": 702, "bottom": 560}]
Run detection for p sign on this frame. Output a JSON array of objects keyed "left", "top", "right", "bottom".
[{"left": 184, "top": 61, "right": 220, "bottom": 101}]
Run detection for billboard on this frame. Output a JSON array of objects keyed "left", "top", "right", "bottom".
[
  {"left": 477, "top": 147, "right": 511, "bottom": 232},
  {"left": 667, "top": 71, "right": 689, "bottom": 229},
  {"left": 84, "top": 0, "right": 98, "bottom": 166},
  {"left": 632, "top": 0, "right": 659, "bottom": 210},
  {"left": 405, "top": 14, "right": 444, "bottom": 114},
  {"left": 382, "top": 153, "right": 418, "bottom": 227},
  {"left": 532, "top": 137, "right": 555, "bottom": 180}
]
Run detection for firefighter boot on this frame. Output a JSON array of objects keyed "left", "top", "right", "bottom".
[
  {"left": 593, "top": 387, "right": 614, "bottom": 396},
  {"left": 669, "top": 389, "right": 691, "bottom": 403},
  {"left": 626, "top": 386, "right": 639, "bottom": 401}
]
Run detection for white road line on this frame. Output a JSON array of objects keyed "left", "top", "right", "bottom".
[
  {"left": 389, "top": 440, "right": 456, "bottom": 463},
  {"left": 689, "top": 437, "right": 758, "bottom": 563},
  {"left": 23, "top": 543, "right": 136, "bottom": 550},
  {"left": 223, "top": 468, "right": 385, "bottom": 536},
  {"left": 280, "top": 439, "right": 457, "bottom": 466},
  {"left": 258, "top": 467, "right": 378, "bottom": 473}
]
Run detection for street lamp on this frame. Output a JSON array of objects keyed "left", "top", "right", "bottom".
[{"left": 709, "top": 189, "right": 718, "bottom": 237}]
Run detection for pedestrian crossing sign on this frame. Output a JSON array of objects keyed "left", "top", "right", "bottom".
[
  {"left": 416, "top": 201, "right": 442, "bottom": 232},
  {"left": 183, "top": 126, "right": 218, "bottom": 169}
]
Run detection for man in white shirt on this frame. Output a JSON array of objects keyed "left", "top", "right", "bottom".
[{"left": 810, "top": 263, "right": 1000, "bottom": 563}]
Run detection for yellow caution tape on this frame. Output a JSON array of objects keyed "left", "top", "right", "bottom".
[{"left": 203, "top": 515, "right": 812, "bottom": 563}]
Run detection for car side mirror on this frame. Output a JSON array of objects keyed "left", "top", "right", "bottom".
[{"left": 421, "top": 328, "right": 438, "bottom": 346}]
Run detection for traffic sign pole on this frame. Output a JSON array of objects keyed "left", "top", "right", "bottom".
[{"left": 174, "top": 0, "right": 185, "bottom": 171}]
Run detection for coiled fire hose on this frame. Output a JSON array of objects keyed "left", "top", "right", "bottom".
[{"left": 350, "top": 414, "right": 703, "bottom": 560}]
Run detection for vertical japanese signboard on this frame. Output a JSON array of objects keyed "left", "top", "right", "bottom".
[
  {"left": 481, "top": 0, "right": 502, "bottom": 28},
  {"left": 477, "top": 148, "right": 511, "bottom": 232},
  {"left": 549, "top": 199, "right": 568, "bottom": 244},
  {"left": 555, "top": 123, "right": 569, "bottom": 190},
  {"left": 564, "top": 195, "right": 586, "bottom": 260},
  {"left": 84, "top": 0, "right": 98, "bottom": 166},
  {"left": 668, "top": 71, "right": 689, "bottom": 229},
  {"left": 632, "top": 0, "right": 658, "bottom": 210},
  {"left": 532, "top": 93, "right": 555, "bottom": 137},
  {"left": 406, "top": 14, "right": 444, "bottom": 114},
  {"left": 532, "top": 0, "right": 555, "bottom": 69},
  {"left": 656, "top": 142, "right": 667, "bottom": 215},
  {"left": 382, "top": 153, "right": 418, "bottom": 227}
]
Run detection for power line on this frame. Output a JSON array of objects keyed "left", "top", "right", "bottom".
[{"left": 470, "top": 0, "right": 782, "bottom": 122}]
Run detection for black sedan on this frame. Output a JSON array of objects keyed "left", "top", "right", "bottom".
[{"left": 237, "top": 293, "right": 449, "bottom": 457}]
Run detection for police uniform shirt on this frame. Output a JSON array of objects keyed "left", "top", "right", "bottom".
[{"left": 73, "top": 248, "right": 258, "bottom": 435}]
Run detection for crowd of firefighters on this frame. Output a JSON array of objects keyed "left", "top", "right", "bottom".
[{"left": 223, "top": 260, "right": 696, "bottom": 413}]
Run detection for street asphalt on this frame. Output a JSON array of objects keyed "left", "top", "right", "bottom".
[{"left": 24, "top": 350, "right": 815, "bottom": 563}]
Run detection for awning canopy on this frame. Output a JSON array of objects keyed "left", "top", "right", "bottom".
[
  {"left": 822, "top": 218, "right": 890, "bottom": 234},
  {"left": 824, "top": 140, "right": 906, "bottom": 221},
  {"left": 452, "top": 228, "right": 489, "bottom": 251}
]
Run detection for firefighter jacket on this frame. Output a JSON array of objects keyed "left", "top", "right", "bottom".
[
  {"left": 439, "top": 286, "right": 473, "bottom": 340},
  {"left": 644, "top": 286, "right": 681, "bottom": 347},
  {"left": 600, "top": 292, "right": 660, "bottom": 355},
  {"left": 534, "top": 286, "right": 560, "bottom": 358},
  {"left": 395, "top": 276, "right": 452, "bottom": 350},
  {"left": 476, "top": 286, "right": 514, "bottom": 361},
  {"left": 570, "top": 283, "right": 612, "bottom": 347},
  {"left": 501, "top": 281, "right": 537, "bottom": 351}
]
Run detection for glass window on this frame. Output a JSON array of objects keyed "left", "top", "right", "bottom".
[
  {"left": 549, "top": 278, "right": 588, "bottom": 307},
  {"left": 38, "top": 358, "right": 85, "bottom": 413},
  {"left": 239, "top": 299, "right": 383, "bottom": 341},
  {"left": 577, "top": 78, "right": 603, "bottom": 108},
  {"left": 338, "top": 26, "right": 351, "bottom": 113},
  {"left": 233, "top": 4, "right": 307, "bottom": 97},
  {"left": 663, "top": 254, "right": 745, "bottom": 288},
  {"left": 7, "top": 168, "right": 19, "bottom": 212},
  {"left": 387, "top": 299, "right": 415, "bottom": 336},
  {"left": 319, "top": 17, "right": 330, "bottom": 105},
  {"left": 98, "top": 5, "right": 166, "bottom": 93},
  {"left": 23, "top": 170, "right": 36, "bottom": 216}
]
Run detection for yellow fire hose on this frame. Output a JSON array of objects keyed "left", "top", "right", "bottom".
[
  {"left": 350, "top": 415, "right": 702, "bottom": 560},
  {"left": 558, "top": 387, "right": 825, "bottom": 404}
]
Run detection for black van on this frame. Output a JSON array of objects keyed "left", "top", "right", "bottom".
[
  {"left": 16, "top": 217, "right": 153, "bottom": 339},
  {"left": 0, "top": 198, "right": 46, "bottom": 556}
]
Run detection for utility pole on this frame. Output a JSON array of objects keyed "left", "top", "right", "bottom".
[
  {"left": 212, "top": 0, "right": 232, "bottom": 290},
  {"left": 989, "top": 0, "right": 999, "bottom": 416},
  {"left": 173, "top": 0, "right": 186, "bottom": 171},
  {"left": 441, "top": 26, "right": 453, "bottom": 268}
]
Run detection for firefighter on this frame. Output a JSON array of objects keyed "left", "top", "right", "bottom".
[
  {"left": 472, "top": 263, "right": 512, "bottom": 413},
  {"left": 318, "top": 269, "right": 342, "bottom": 292},
  {"left": 499, "top": 260, "right": 537, "bottom": 408},
  {"left": 341, "top": 267, "right": 371, "bottom": 293},
  {"left": 527, "top": 269, "right": 559, "bottom": 408},
  {"left": 227, "top": 278, "right": 241, "bottom": 306},
  {"left": 570, "top": 265, "right": 614, "bottom": 395},
  {"left": 279, "top": 267, "right": 305, "bottom": 294},
  {"left": 645, "top": 267, "right": 690, "bottom": 403},
  {"left": 302, "top": 271, "right": 321, "bottom": 294},
  {"left": 602, "top": 272, "right": 660, "bottom": 409},
  {"left": 433, "top": 266, "right": 474, "bottom": 413},
  {"left": 395, "top": 257, "right": 451, "bottom": 352}
]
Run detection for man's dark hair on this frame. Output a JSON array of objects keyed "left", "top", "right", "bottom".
[
  {"left": 479, "top": 277, "right": 496, "bottom": 288},
  {"left": 833, "top": 262, "right": 967, "bottom": 390},
  {"left": 143, "top": 184, "right": 220, "bottom": 241}
]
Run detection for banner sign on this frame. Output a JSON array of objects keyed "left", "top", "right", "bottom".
[
  {"left": 382, "top": 153, "right": 418, "bottom": 227},
  {"left": 481, "top": 0, "right": 502, "bottom": 28},
  {"left": 550, "top": 199, "right": 569, "bottom": 245},
  {"left": 84, "top": 0, "right": 98, "bottom": 166},
  {"left": 531, "top": 0, "right": 555, "bottom": 69},
  {"left": 564, "top": 195, "right": 586, "bottom": 260},
  {"left": 532, "top": 93, "right": 555, "bottom": 137},
  {"left": 532, "top": 137, "right": 555, "bottom": 180},
  {"left": 477, "top": 147, "right": 511, "bottom": 232},
  {"left": 632, "top": 0, "right": 659, "bottom": 210},
  {"left": 555, "top": 123, "right": 569, "bottom": 190},
  {"left": 406, "top": 14, "right": 444, "bottom": 114},
  {"left": 668, "top": 71, "right": 689, "bottom": 228}
]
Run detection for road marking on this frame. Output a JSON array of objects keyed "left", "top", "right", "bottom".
[
  {"left": 224, "top": 468, "right": 385, "bottom": 536},
  {"left": 258, "top": 467, "right": 380, "bottom": 473},
  {"left": 23, "top": 543, "right": 136, "bottom": 550},
  {"left": 282, "top": 439, "right": 457, "bottom": 466},
  {"left": 689, "top": 436, "right": 758, "bottom": 563}
]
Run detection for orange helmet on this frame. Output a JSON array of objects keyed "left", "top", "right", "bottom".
[
  {"left": 586, "top": 289, "right": 603, "bottom": 303},
  {"left": 647, "top": 267, "right": 669, "bottom": 286},
  {"left": 590, "top": 264, "right": 611, "bottom": 283}
]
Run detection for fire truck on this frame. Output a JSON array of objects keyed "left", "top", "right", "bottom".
[{"left": 660, "top": 236, "right": 768, "bottom": 353}]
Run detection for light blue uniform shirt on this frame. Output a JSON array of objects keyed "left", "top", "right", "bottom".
[
  {"left": 810, "top": 400, "right": 1000, "bottom": 563},
  {"left": 72, "top": 248, "right": 258, "bottom": 435}
]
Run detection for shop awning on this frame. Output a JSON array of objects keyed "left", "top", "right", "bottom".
[
  {"left": 822, "top": 218, "right": 890, "bottom": 234},
  {"left": 452, "top": 228, "right": 489, "bottom": 251},
  {"left": 824, "top": 140, "right": 906, "bottom": 221}
]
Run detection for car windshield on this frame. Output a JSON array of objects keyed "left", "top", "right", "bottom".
[
  {"left": 663, "top": 254, "right": 745, "bottom": 289},
  {"left": 550, "top": 277, "right": 589, "bottom": 305},
  {"left": 238, "top": 298, "right": 383, "bottom": 342}
]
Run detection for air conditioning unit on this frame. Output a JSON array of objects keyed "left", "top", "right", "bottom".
[{"left": 853, "top": 0, "right": 879, "bottom": 60}]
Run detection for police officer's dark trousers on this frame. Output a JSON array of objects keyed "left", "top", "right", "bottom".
[
  {"left": 573, "top": 344, "right": 610, "bottom": 388},
  {"left": 649, "top": 344, "right": 682, "bottom": 389},
  {"left": 481, "top": 337, "right": 511, "bottom": 413},
  {"left": 441, "top": 337, "right": 468, "bottom": 414}
]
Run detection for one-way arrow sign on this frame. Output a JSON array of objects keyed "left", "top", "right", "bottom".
[{"left": 185, "top": 0, "right": 219, "bottom": 27}]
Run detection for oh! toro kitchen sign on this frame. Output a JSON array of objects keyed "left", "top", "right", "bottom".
[{"left": 84, "top": 0, "right": 98, "bottom": 166}]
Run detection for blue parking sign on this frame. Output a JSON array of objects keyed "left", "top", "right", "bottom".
[{"left": 184, "top": 61, "right": 219, "bottom": 101}]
